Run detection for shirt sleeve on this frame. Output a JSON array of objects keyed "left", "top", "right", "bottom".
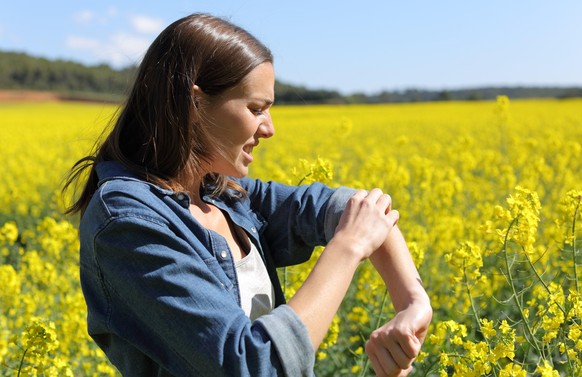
[
  {"left": 323, "top": 186, "right": 359, "bottom": 242},
  {"left": 83, "top": 198, "right": 315, "bottom": 376},
  {"left": 238, "top": 178, "right": 357, "bottom": 267}
]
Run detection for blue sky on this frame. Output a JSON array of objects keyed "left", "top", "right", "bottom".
[{"left": 2, "top": 1, "right": 581, "bottom": 94}]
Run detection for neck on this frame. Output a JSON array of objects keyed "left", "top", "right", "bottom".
[{"left": 175, "top": 170, "right": 204, "bottom": 205}]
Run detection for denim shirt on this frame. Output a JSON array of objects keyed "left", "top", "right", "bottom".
[{"left": 79, "top": 161, "right": 356, "bottom": 377}]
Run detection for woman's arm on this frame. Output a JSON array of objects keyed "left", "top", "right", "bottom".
[
  {"left": 239, "top": 177, "right": 356, "bottom": 267},
  {"left": 287, "top": 189, "right": 400, "bottom": 349},
  {"left": 366, "top": 226, "right": 433, "bottom": 376}
]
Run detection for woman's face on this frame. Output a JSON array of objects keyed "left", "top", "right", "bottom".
[{"left": 201, "top": 62, "right": 275, "bottom": 178}]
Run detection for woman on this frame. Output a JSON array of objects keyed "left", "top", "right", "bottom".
[{"left": 65, "top": 13, "right": 432, "bottom": 377}]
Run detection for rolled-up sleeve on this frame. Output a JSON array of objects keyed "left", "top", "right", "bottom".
[
  {"left": 255, "top": 305, "right": 315, "bottom": 377},
  {"left": 239, "top": 178, "right": 356, "bottom": 267},
  {"left": 323, "top": 187, "right": 358, "bottom": 242}
]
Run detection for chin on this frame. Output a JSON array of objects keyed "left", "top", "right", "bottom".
[
  {"left": 211, "top": 161, "right": 248, "bottom": 178},
  {"left": 230, "top": 172, "right": 247, "bottom": 178},
  {"left": 238, "top": 170, "right": 250, "bottom": 178},
  {"left": 229, "top": 167, "right": 248, "bottom": 178}
]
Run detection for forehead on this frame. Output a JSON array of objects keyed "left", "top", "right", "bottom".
[{"left": 237, "top": 62, "right": 275, "bottom": 100}]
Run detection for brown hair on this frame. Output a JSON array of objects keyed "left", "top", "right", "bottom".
[{"left": 64, "top": 13, "right": 273, "bottom": 215}]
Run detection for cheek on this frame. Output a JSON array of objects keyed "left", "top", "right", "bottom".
[
  {"left": 231, "top": 115, "right": 259, "bottom": 141},
  {"left": 207, "top": 107, "right": 258, "bottom": 144}
]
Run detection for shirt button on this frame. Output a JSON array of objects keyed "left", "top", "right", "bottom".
[
  {"left": 220, "top": 250, "right": 228, "bottom": 259},
  {"left": 176, "top": 193, "right": 185, "bottom": 200},
  {"left": 251, "top": 227, "right": 257, "bottom": 233}
]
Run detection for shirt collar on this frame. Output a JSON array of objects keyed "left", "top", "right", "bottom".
[
  {"left": 95, "top": 160, "right": 176, "bottom": 197},
  {"left": 94, "top": 161, "right": 243, "bottom": 210}
]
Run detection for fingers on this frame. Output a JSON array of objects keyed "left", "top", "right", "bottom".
[
  {"left": 370, "top": 190, "right": 399, "bottom": 226},
  {"left": 335, "top": 188, "right": 400, "bottom": 259},
  {"left": 377, "top": 192, "right": 392, "bottom": 213},
  {"left": 367, "top": 334, "right": 416, "bottom": 369},
  {"left": 366, "top": 329, "right": 420, "bottom": 376},
  {"left": 367, "top": 345, "right": 414, "bottom": 377},
  {"left": 350, "top": 189, "right": 369, "bottom": 201},
  {"left": 386, "top": 209, "right": 400, "bottom": 226},
  {"left": 351, "top": 189, "right": 395, "bottom": 214}
]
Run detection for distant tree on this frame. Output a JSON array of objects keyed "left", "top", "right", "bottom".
[
  {"left": 0, "top": 50, "right": 136, "bottom": 98},
  {"left": 437, "top": 90, "right": 451, "bottom": 101},
  {"left": 0, "top": 50, "right": 580, "bottom": 104},
  {"left": 466, "top": 92, "right": 482, "bottom": 101}
]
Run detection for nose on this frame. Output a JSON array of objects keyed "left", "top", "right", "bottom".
[{"left": 257, "top": 113, "right": 275, "bottom": 139}]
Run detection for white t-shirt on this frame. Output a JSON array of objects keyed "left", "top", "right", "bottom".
[{"left": 234, "top": 242, "right": 275, "bottom": 320}]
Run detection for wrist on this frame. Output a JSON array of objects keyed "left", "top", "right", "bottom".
[
  {"left": 325, "top": 236, "right": 368, "bottom": 263},
  {"left": 396, "top": 288, "right": 432, "bottom": 314}
]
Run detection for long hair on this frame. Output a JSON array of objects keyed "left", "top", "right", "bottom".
[{"left": 63, "top": 13, "right": 273, "bottom": 215}]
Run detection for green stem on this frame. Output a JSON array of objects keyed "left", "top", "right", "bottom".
[
  {"left": 463, "top": 261, "right": 499, "bottom": 377},
  {"left": 572, "top": 195, "right": 581, "bottom": 293},
  {"left": 325, "top": 345, "right": 343, "bottom": 369},
  {"left": 359, "top": 289, "right": 389, "bottom": 377},
  {"left": 297, "top": 172, "right": 312, "bottom": 186},
  {"left": 523, "top": 251, "right": 566, "bottom": 315},
  {"left": 283, "top": 267, "right": 287, "bottom": 297},
  {"left": 502, "top": 217, "right": 543, "bottom": 356},
  {"left": 464, "top": 262, "right": 483, "bottom": 335},
  {"left": 420, "top": 357, "right": 443, "bottom": 377},
  {"left": 17, "top": 347, "right": 28, "bottom": 377},
  {"left": 374, "top": 290, "right": 390, "bottom": 329}
]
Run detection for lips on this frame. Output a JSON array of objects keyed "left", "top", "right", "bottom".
[
  {"left": 243, "top": 141, "right": 259, "bottom": 155},
  {"left": 242, "top": 142, "right": 257, "bottom": 162}
]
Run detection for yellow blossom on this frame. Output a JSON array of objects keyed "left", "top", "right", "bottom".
[
  {"left": 536, "top": 360, "right": 560, "bottom": 377},
  {"left": 499, "top": 362, "right": 527, "bottom": 377},
  {"left": 2, "top": 98, "right": 582, "bottom": 375},
  {"left": 480, "top": 318, "right": 496, "bottom": 339}
]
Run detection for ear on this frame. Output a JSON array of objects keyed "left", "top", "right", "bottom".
[
  {"left": 192, "top": 84, "right": 203, "bottom": 108},
  {"left": 192, "top": 84, "right": 203, "bottom": 95}
]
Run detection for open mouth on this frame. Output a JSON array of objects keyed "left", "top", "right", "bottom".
[
  {"left": 242, "top": 144, "right": 255, "bottom": 163},
  {"left": 243, "top": 145, "right": 253, "bottom": 155}
]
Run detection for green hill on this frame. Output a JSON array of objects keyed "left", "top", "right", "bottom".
[{"left": 1, "top": 50, "right": 580, "bottom": 104}]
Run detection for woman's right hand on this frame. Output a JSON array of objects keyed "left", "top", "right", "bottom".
[
  {"left": 331, "top": 189, "right": 400, "bottom": 261},
  {"left": 289, "top": 188, "right": 400, "bottom": 350}
]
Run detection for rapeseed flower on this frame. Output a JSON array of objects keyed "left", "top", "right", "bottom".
[
  {"left": 2, "top": 99, "right": 582, "bottom": 375},
  {"left": 536, "top": 360, "right": 560, "bottom": 377}
]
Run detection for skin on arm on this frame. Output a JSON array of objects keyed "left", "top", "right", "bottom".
[
  {"left": 365, "top": 225, "right": 433, "bottom": 376},
  {"left": 287, "top": 189, "right": 400, "bottom": 349}
]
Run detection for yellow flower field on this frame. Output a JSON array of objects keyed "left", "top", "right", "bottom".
[{"left": 1, "top": 98, "right": 581, "bottom": 376}]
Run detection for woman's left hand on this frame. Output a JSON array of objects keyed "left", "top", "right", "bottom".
[{"left": 365, "top": 300, "right": 432, "bottom": 377}]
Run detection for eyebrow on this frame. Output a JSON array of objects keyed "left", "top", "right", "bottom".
[{"left": 252, "top": 97, "right": 274, "bottom": 106}]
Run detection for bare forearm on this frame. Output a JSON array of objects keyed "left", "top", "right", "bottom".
[
  {"left": 287, "top": 239, "right": 361, "bottom": 350},
  {"left": 288, "top": 189, "right": 402, "bottom": 351},
  {"left": 369, "top": 225, "right": 430, "bottom": 311}
]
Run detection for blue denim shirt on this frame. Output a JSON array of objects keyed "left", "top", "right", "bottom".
[{"left": 79, "top": 161, "right": 355, "bottom": 377}]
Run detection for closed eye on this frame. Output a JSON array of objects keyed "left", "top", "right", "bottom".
[{"left": 249, "top": 99, "right": 273, "bottom": 116}]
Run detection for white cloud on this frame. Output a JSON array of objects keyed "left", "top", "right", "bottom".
[
  {"left": 66, "top": 36, "right": 100, "bottom": 50},
  {"left": 64, "top": 10, "right": 163, "bottom": 68},
  {"left": 130, "top": 15, "right": 164, "bottom": 35},
  {"left": 74, "top": 10, "right": 95, "bottom": 24},
  {"left": 66, "top": 32, "right": 151, "bottom": 67},
  {"left": 106, "top": 32, "right": 151, "bottom": 65}
]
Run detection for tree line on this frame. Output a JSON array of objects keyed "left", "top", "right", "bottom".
[{"left": 1, "top": 50, "right": 580, "bottom": 104}]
